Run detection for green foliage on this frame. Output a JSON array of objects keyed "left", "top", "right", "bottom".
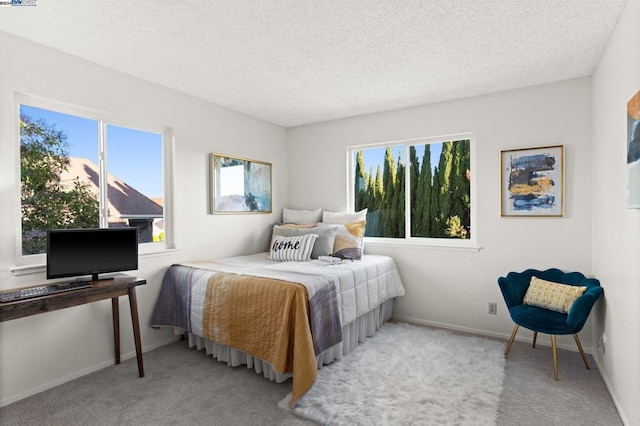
[
  {"left": 20, "top": 115, "right": 99, "bottom": 255},
  {"left": 409, "top": 146, "right": 420, "bottom": 235},
  {"left": 450, "top": 140, "right": 471, "bottom": 234},
  {"left": 354, "top": 150, "right": 368, "bottom": 211},
  {"left": 445, "top": 215, "right": 467, "bottom": 239},
  {"left": 394, "top": 154, "right": 406, "bottom": 237},
  {"left": 375, "top": 165, "right": 383, "bottom": 205},
  {"left": 430, "top": 166, "right": 443, "bottom": 236},
  {"left": 381, "top": 147, "right": 396, "bottom": 236},
  {"left": 436, "top": 142, "right": 454, "bottom": 226},
  {"left": 413, "top": 144, "right": 432, "bottom": 237},
  {"left": 353, "top": 139, "right": 471, "bottom": 239}
]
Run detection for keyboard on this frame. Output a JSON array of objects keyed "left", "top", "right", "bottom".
[{"left": 0, "top": 281, "right": 92, "bottom": 303}]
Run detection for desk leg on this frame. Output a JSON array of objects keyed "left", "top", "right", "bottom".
[
  {"left": 111, "top": 297, "right": 120, "bottom": 365},
  {"left": 128, "top": 287, "right": 144, "bottom": 377}
]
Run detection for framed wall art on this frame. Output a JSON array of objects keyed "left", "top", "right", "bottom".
[
  {"left": 211, "top": 153, "right": 272, "bottom": 214},
  {"left": 627, "top": 90, "right": 640, "bottom": 208},
  {"left": 500, "top": 145, "right": 564, "bottom": 217}
]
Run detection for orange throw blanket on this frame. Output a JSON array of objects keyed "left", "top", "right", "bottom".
[{"left": 202, "top": 272, "right": 317, "bottom": 405}]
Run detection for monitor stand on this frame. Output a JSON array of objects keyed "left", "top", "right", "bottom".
[{"left": 76, "top": 274, "right": 116, "bottom": 283}]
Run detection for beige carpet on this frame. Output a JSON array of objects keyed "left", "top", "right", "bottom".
[{"left": 0, "top": 326, "right": 622, "bottom": 425}]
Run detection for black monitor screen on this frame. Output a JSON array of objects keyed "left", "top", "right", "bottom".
[{"left": 47, "top": 228, "right": 139, "bottom": 281}]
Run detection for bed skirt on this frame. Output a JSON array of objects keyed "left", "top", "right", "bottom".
[{"left": 175, "top": 298, "right": 395, "bottom": 383}]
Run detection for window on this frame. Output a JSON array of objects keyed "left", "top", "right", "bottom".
[
  {"left": 18, "top": 97, "right": 173, "bottom": 259},
  {"left": 349, "top": 134, "right": 476, "bottom": 247}
]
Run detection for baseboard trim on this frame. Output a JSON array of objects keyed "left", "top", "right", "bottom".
[
  {"left": 0, "top": 335, "right": 179, "bottom": 408},
  {"left": 391, "top": 315, "right": 591, "bottom": 353}
]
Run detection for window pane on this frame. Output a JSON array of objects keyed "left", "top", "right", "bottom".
[
  {"left": 20, "top": 105, "right": 99, "bottom": 255},
  {"left": 410, "top": 140, "right": 471, "bottom": 239},
  {"left": 352, "top": 138, "right": 472, "bottom": 242},
  {"left": 106, "top": 124, "right": 164, "bottom": 243},
  {"left": 353, "top": 146, "right": 405, "bottom": 238}
]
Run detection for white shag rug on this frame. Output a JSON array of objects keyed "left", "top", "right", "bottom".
[{"left": 280, "top": 322, "right": 506, "bottom": 426}]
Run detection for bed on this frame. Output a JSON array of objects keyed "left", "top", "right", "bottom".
[{"left": 150, "top": 251, "right": 405, "bottom": 405}]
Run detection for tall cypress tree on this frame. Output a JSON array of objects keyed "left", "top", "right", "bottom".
[
  {"left": 448, "top": 140, "right": 471, "bottom": 238},
  {"left": 437, "top": 142, "right": 455, "bottom": 233},
  {"left": 460, "top": 140, "right": 471, "bottom": 236},
  {"left": 364, "top": 166, "right": 378, "bottom": 236},
  {"left": 354, "top": 150, "right": 368, "bottom": 212},
  {"left": 395, "top": 153, "right": 406, "bottom": 238},
  {"left": 375, "top": 165, "right": 384, "bottom": 206},
  {"left": 409, "top": 146, "right": 420, "bottom": 236},
  {"left": 382, "top": 147, "right": 397, "bottom": 237},
  {"left": 430, "top": 166, "right": 442, "bottom": 237},
  {"left": 367, "top": 165, "right": 384, "bottom": 236},
  {"left": 367, "top": 166, "right": 376, "bottom": 212},
  {"left": 415, "top": 144, "right": 432, "bottom": 237}
]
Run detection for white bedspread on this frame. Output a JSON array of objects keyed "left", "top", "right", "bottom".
[{"left": 202, "top": 252, "right": 406, "bottom": 327}]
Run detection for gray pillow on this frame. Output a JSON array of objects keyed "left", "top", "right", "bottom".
[{"left": 272, "top": 224, "right": 338, "bottom": 259}]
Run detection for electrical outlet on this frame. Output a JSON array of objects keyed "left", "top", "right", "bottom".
[{"left": 488, "top": 302, "right": 497, "bottom": 315}]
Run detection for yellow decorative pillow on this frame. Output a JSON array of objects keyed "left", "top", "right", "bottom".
[
  {"left": 523, "top": 277, "right": 587, "bottom": 313},
  {"left": 318, "top": 220, "right": 366, "bottom": 260}
]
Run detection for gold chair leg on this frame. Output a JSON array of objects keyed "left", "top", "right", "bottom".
[
  {"left": 573, "top": 334, "right": 591, "bottom": 370},
  {"left": 551, "top": 335, "right": 559, "bottom": 381},
  {"left": 505, "top": 325, "right": 519, "bottom": 357},
  {"left": 532, "top": 331, "right": 538, "bottom": 348}
]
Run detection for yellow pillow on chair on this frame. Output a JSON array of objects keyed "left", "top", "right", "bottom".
[{"left": 523, "top": 276, "right": 587, "bottom": 313}]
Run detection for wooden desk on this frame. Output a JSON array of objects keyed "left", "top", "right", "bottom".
[{"left": 0, "top": 274, "right": 146, "bottom": 377}]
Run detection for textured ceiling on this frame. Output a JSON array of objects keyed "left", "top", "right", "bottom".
[{"left": 0, "top": 0, "right": 627, "bottom": 127}]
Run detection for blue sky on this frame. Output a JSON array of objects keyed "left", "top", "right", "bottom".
[
  {"left": 21, "top": 105, "right": 163, "bottom": 198},
  {"left": 359, "top": 143, "right": 443, "bottom": 181}
]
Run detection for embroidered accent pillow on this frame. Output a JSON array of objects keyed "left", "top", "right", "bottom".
[
  {"left": 523, "top": 277, "right": 587, "bottom": 313},
  {"left": 282, "top": 208, "right": 322, "bottom": 225},
  {"left": 272, "top": 225, "right": 338, "bottom": 259},
  {"left": 318, "top": 220, "right": 366, "bottom": 260},
  {"left": 267, "top": 234, "right": 318, "bottom": 262}
]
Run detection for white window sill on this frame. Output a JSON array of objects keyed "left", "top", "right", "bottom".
[
  {"left": 364, "top": 237, "right": 482, "bottom": 252},
  {"left": 10, "top": 248, "right": 180, "bottom": 277}
]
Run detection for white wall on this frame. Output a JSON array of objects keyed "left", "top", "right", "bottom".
[
  {"left": 3, "top": 15, "right": 632, "bottom": 417},
  {"left": 288, "top": 78, "right": 594, "bottom": 349},
  {"left": 591, "top": 2, "right": 640, "bottom": 425},
  {"left": 0, "top": 32, "right": 287, "bottom": 406}
]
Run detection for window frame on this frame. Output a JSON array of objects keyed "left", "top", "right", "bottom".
[
  {"left": 347, "top": 133, "right": 479, "bottom": 251},
  {"left": 14, "top": 93, "right": 176, "bottom": 269}
]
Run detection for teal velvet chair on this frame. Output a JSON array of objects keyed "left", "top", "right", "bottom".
[{"left": 498, "top": 268, "right": 603, "bottom": 380}]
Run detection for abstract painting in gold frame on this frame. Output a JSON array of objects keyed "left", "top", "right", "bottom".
[
  {"left": 211, "top": 153, "right": 272, "bottom": 214},
  {"left": 500, "top": 145, "right": 564, "bottom": 217}
]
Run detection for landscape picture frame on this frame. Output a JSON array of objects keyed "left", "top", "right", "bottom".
[
  {"left": 500, "top": 145, "right": 564, "bottom": 217},
  {"left": 211, "top": 153, "right": 272, "bottom": 214}
]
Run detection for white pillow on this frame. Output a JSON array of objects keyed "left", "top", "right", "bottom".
[
  {"left": 282, "top": 208, "right": 322, "bottom": 225},
  {"left": 267, "top": 234, "right": 318, "bottom": 262},
  {"left": 322, "top": 208, "right": 368, "bottom": 224}
]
